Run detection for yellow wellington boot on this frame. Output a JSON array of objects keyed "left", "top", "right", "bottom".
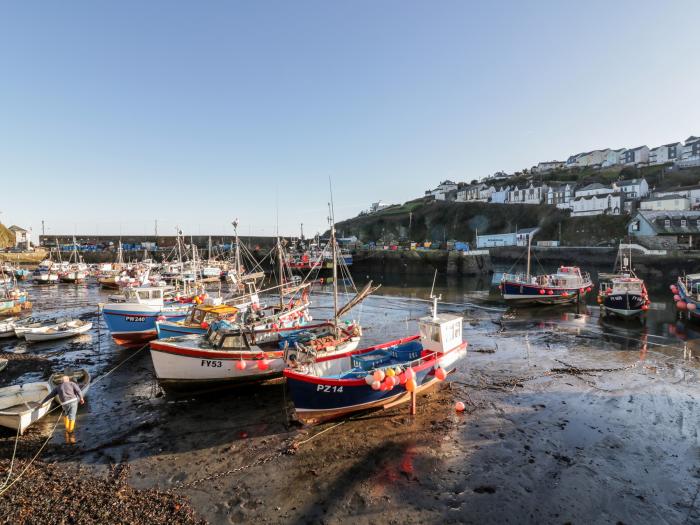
[
  {"left": 68, "top": 419, "right": 76, "bottom": 433},
  {"left": 63, "top": 416, "right": 70, "bottom": 432}
]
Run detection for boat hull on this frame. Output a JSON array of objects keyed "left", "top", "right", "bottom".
[
  {"left": 601, "top": 293, "right": 645, "bottom": 319},
  {"left": 102, "top": 303, "right": 190, "bottom": 347},
  {"left": 501, "top": 281, "right": 589, "bottom": 305}
]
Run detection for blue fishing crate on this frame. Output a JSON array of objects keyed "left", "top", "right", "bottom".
[
  {"left": 389, "top": 341, "right": 422, "bottom": 361},
  {"left": 351, "top": 350, "right": 392, "bottom": 371}
]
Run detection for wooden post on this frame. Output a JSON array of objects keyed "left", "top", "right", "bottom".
[{"left": 410, "top": 391, "right": 416, "bottom": 415}]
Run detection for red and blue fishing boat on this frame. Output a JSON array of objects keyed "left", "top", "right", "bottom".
[
  {"left": 499, "top": 232, "right": 592, "bottom": 305},
  {"left": 100, "top": 287, "right": 192, "bottom": 347},
  {"left": 284, "top": 297, "right": 467, "bottom": 424}
]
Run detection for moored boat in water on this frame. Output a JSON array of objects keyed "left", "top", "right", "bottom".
[
  {"left": 598, "top": 246, "right": 649, "bottom": 320},
  {"left": 500, "top": 231, "right": 592, "bottom": 306}
]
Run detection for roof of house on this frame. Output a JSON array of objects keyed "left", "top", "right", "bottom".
[
  {"left": 685, "top": 136, "right": 699, "bottom": 144},
  {"left": 8, "top": 225, "right": 27, "bottom": 232},
  {"left": 643, "top": 194, "right": 687, "bottom": 202},
  {"left": 628, "top": 145, "right": 648, "bottom": 152},
  {"left": 616, "top": 178, "right": 644, "bottom": 187},
  {"left": 574, "top": 192, "right": 622, "bottom": 202},
  {"left": 516, "top": 227, "right": 540, "bottom": 235},
  {"left": 633, "top": 210, "right": 700, "bottom": 234},
  {"left": 657, "top": 184, "right": 700, "bottom": 193},
  {"left": 578, "top": 183, "right": 607, "bottom": 191}
]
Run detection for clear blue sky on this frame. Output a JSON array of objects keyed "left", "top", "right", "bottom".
[{"left": 2, "top": 1, "right": 699, "bottom": 239}]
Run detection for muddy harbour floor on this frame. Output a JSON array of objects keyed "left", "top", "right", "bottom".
[{"left": 0, "top": 279, "right": 699, "bottom": 524}]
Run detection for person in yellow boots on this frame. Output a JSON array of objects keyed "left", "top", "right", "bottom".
[{"left": 41, "top": 375, "right": 85, "bottom": 440}]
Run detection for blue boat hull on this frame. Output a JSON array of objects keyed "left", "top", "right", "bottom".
[
  {"left": 501, "top": 281, "right": 587, "bottom": 306},
  {"left": 103, "top": 305, "right": 189, "bottom": 346}
]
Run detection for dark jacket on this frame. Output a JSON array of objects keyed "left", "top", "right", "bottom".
[{"left": 42, "top": 381, "right": 83, "bottom": 405}]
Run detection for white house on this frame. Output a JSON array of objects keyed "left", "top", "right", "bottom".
[
  {"left": 571, "top": 192, "right": 623, "bottom": 216},
  {"left": 654, "top": 185, "right": 700, "bottom": 209},
  {"left": 490, "top": 185, "right": 511, "bottom": 204},
  {"left": 678, "top": 136, "right": 700, "bottom": 168},
  {"left": 613, "top": 178, "right": 649, "bottom": 200},
  {"left": 8, "top": 225, "right": 30, "bottom": 249},
  {"left": 649, "top": 142, "right": 682, "bottom": 165},
  {"left": 425, "top": 180, "right": 459, "bottom": 200},
  {"left": 639, "top": 194, "right": 690, "bottom": 212},
  {"left": 533, "top": 161, "right": 565, "bottom": 173},
  {"left": 620, "top": 146, "right": 649, "bottom": 165},
  {"left": 602, "top": 148, "right": 626, "bottom": 168},
  {"left": 566, "top": 149, "right": 610, "bottom": 168},
  {"left": 479, "top": 185, "right": 496, "bottom": 201},
  {"left": 508, "top": 183, "right": 547, "bottom": 205},
  {"left": 546, "top": 183, "right": 575, "bottom": 209},
  {"left": 369, "top": 201, "right": 392, "bottom": 213}
]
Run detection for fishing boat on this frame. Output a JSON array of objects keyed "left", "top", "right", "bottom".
[
  {"left": 0, "top": 288, "right": 31, "bottom": 317},
  {"left": 500, "top": 231, "right": 592, "bottom": 305},
  {"left": 59, "top": 237, "right": 88, "bottom": 283},
  {"left": 598, "top": 246, "right": 649, "bottom": 320},
  {"left": 149, "top": 319, "right": 361, "bottom": 391},
  {"left": 0, "top": 382, "right": 53, "bottom": 434},
  {"left": 49, "top": 368, "right": 91, "bottom": 395},
  {"left": 284, "top": 295, "right": 467, "bottom": 423},
  {"left": 25, "top": 319, "right": 93, "bottom": 343},
  {"left": 100, "top": 286, "right": 192, "bottom": 347},
  {"left": 32, "top": 260, "right": 59, "bottom": 285},
  {"left": 671, "top": 275, "right": 700, "bottom": 320}
]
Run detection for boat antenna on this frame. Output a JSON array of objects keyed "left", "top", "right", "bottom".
[
  {"left": 429, "top": 269, "right": 441, "bottom": 320},
  {"left": 329, "top": 177, "right": 339, "bottom": 336}
]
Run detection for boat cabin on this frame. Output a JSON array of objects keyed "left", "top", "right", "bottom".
[
  {"left": 600, "top": 277, "right": 644, "bottom": 295},
  {"left": 123, "top": 287, "right": 165, "bottom": 306},
  {"left": 186, "top": 304, "right": 238, "bottom": 326},
  {"left": 418, "top": 313, "right": 463, "bottom": 354}
]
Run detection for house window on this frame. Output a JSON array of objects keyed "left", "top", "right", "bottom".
[
  {"left": 631, "top": 221, "right": 640, "bottom": 231},
  {"left": 669, "top": 146, "right": 677, "bottom": 159},
  {"left": 681, "top": 219, "right": 687, "bottom": 227},
  {"left": 665, "top": 219, "right": 671, "bottom": 227}
]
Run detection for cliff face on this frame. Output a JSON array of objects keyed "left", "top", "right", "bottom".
[
  {"left": 0, "top": 223, "right": 15, "bottom": 249},
  {"left": 335, "top": 200, "right": 628, "bottom": 247}
]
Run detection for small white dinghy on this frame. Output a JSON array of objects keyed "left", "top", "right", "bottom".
[
  {"left": 0, "top": 320, "right": 16, "bottom": 339},
  {"left": 0, "top": 382, "right": 53, "bottom": 434},
  {"left": 25, "top": 319, "right": 93, "bottom": 343}
]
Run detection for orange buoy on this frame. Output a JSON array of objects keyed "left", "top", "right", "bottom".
[
  {"left": 406, "top": 378, "right": 417, "bottom": 392},
  {"left": 236, "top": 360, "right": 246, "bottom": 370},
  {"left": 435, "top": 367, "right": 447, "bottom": 381},
  {"left": 455, "top": 401, "right": 466, "bottom": 412}
]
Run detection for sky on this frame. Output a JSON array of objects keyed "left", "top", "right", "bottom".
[{"left": 1, "top": 1, "right": 699, "bottom": 240}]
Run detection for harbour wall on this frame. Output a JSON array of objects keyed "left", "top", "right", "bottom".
[{"left": 350, "top": 250, "right": 493, "bottom": 277}]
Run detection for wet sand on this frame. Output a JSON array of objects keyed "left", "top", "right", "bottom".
[{"left": 1, "top": 283, "right": 699, "bottom": 524}]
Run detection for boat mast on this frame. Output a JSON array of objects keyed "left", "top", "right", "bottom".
[
  {"left": 232, "top": 219, "right": 241, "bottom": 280},
  {"left": 278, "top": 237, "right": 285, "bottom": 310},
  {"left": 329, "top": 202, "right": 339, "bottom": 336},
  {"left": 526, "top": 231, "right": 532, "bottom": 281}
]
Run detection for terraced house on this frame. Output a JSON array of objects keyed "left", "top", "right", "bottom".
[{"left": 507, "top": 183, "right": 546, "bottom": 205}]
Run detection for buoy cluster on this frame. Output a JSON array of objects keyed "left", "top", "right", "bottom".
[
  {"left": 235, "top": 354, "right": 271, "bottom": 371},
  {"left": 670, "top": 284, "right": 696, "bottom": 312},
  {"left": 364, "top": 365, "right": 447, "bottom": 393}
]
